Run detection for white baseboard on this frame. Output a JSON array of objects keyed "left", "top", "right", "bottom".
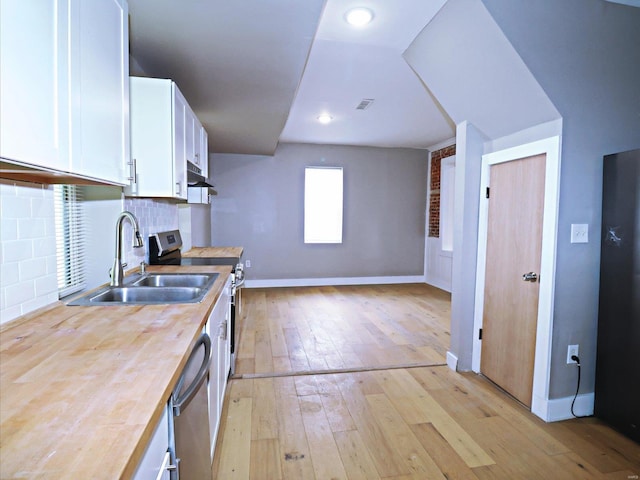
[
  {"left": 245, "top": 275, "right": 426, "bottom": 289},
  {"left": 536, "top": 392, "right": 595, "bottom": 422},
  {"left": 424, "top": 275, "right": 452, "bottom": 293},
  {"left": 446, "top": 351, "right": 458, "bottom": 371}
]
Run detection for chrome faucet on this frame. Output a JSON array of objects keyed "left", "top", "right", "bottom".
[{"left": 110, "top": 211, "right": 144, "bottom": 286}]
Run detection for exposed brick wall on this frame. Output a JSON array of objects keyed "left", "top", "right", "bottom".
[
  {"left": 429, "top": 193, "right": 440, "bottom": 237},
  {"left": 428, "top": 144, "right": 456, "bottom": 238}
]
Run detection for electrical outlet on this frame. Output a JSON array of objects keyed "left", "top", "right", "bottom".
[
  {"left": 567, "top": 344, "right": 579, "bottom": 364},
  {"left": 245, "top": 259, "right": 251, "bottom": 268}
]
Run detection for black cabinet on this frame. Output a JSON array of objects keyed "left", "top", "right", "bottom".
[{"left": 595, "top": 149, "right": 640, "bottom": 443}]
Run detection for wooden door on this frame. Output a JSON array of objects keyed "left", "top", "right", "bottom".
[{"left": 480, "top": 153, "right": 546, "bottom": 407}]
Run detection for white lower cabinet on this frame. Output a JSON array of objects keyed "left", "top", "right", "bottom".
[
  {"left": 133, "top": 405, "right": 173, "bottom": 480},
  {"left": 206, "top": 275, "right": 232, "bottom": 461}
]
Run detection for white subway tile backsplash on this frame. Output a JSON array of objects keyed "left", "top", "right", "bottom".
[
  {"left": 1, "top": 182, "right": 58, "bottom": 325},
  {"left": 19, "top": 258, "right": 48, "bottom": 281},
  {"left": 35, "top": 274, "right": 58, "bottom": 297},
  {"left": 33, "top": 237, "right": 57, "bottom": 258},
  {"left": 44, "top": 216, "right": 56, "bottom": 237},
  {"left": 18, "top": 218, "right": 47, "bottom": 239},
  {"left": 1, "top": 263, "right": 19, "bottom": 285},
  {"left": 123, "top": 197, "right": 179, "bottom": 264},
  {"left": 31, "top": 197, "right": 55, "bottom": 217},
  {"left": 4, "top": 281, "right": 36, "bottom": 307},
  {"left": 2, "top": 240, "right": 33, "bottom": 262},
  {"left": 23, "top": 292, "right": 59, "bottom": 314},
  {"left": 0, "top": 304, "right": 22, "bottom": 324},
  {"left": 1, "top": 219, "right": 17, "bottom": 241},
  {"left": 45, "top": 255, "right": 57, "bottom": 275},
  {"left": 1, "top": 195, "right": 32, "bottom": 218}
]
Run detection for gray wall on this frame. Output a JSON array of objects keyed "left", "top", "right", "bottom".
[
  {"left": 482, "top": 0, "right": 640, "bottom": 398},
  {"left": 210, "top": 143, "right": 428, "bottom": 281}
]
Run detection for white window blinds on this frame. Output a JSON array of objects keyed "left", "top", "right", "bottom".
[
  {"left": 54, "top": 185, "right": 87, "bottom": 297},
  {"left": 304, "top": 167, "right": 343, "bottom": 244}
]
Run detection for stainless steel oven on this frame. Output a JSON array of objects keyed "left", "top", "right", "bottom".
[{"left": 148, "top": 230, "right": 243, "bottom": 374}]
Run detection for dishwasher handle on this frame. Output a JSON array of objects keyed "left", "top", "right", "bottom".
[{"left": 172, "top": 333, "right": 212, "bottom": 416}]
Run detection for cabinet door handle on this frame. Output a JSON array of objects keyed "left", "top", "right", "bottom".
[
  {"left": 128, "top": 158, "right": 138, "bottom": 193},
  {"left": 175, "top": 182, "right": 181, "bottom": 195},
  {"left": 219, "top": 321, "right": 227, "bottom": 340}
]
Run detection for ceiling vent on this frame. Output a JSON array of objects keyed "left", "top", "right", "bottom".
[{"left": 356, "top": 98, "right": 375, "bottom": 110}]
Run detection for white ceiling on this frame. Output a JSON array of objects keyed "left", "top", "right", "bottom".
[{"left": 127, "top": 0, "right": 455, "bottom": 155}]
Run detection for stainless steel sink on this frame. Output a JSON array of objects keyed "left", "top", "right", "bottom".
[
  {"left": 67, "top": 273, "right": 218, "bottom": 305},
  {"left": 131, "top": 273, "right": 218, "bottom": 288}
]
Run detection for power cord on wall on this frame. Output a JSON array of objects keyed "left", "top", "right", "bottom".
[{"left": 570, "top": 355, "right": 590, "bottom": 418}]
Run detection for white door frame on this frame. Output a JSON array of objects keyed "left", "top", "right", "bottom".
[{"left": 472, "top": 136, "right": 561, "bottom": 421}]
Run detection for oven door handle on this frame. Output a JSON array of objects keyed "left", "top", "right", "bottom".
[{"left": 171, "top": 333, "right": 212, "bottom": 416}]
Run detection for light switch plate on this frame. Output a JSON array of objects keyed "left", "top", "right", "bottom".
[{"left": 571, "top": 224, "right": 589, "bottom": 243}]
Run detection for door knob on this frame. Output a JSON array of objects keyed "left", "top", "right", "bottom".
[{"left": 522, "top": 272, "right": 538, "bottom": 282}]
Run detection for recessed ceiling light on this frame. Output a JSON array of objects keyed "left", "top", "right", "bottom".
[
  {"left": 317, "top": 114, "right": 333, "bottom": 124},
  {"left": 345, "top": 7, "right": 374, "bottom": 27}
]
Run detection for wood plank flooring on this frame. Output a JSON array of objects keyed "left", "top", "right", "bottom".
[
  {"left": 213, "top": 284, "right": 640, "bottom": 479},
  {"left": 234, "top": 284, "right": 451, "bottom": 378}
]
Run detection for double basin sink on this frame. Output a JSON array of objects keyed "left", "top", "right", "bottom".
[{"left": 68, "top": 273, "right": 219, "bottom": 306}]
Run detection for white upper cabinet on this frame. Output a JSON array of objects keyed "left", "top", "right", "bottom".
[
  {"left": 128, "top": 77, "right": 189, "bottom": 199},
  {"left": 128, "top": 77, "right": 209, "bottom": 200},
  {"left": 1, "top": 0, "right": 70, "bottom": 171},
  {"left": 70, "top": 0, "right": 129, "bottom": 184},
  {"left": 0, "top": 0, "right": 129, "bottom": 185},
  {"left": 199, "top": 122, "right": 209, "bottom": 179},
  {"left": 185, "top": 105, "right": 208, "bottom": 178},
  {"left": 185, "top": 107, "right": 197, "bottom": 168}
]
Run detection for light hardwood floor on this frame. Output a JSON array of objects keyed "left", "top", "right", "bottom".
[
  {"left": 213, "top": 285, "right": 640, "bottom": 479},
  {"left": 234, "top": 284, "right": 451, "bottom": 378}
]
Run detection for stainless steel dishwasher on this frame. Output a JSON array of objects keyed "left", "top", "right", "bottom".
[{"left": 170, "top": 333, "right": 213, "bottom": 480}]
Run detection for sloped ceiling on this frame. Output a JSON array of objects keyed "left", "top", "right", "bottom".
[
  {"left": 128, "top": 0, "right": 459, "bottom": 156},
  {"left": 404, "top": 0, "right": 560, "bottom": 141},
  {"left": 128, "top": 0, "right": 562, "bottom": 156},
  {"left": 279, "top": 0, "right": 454, "bottom": 150},
  {"left": 128, "top": 0, "right": 325, "bottom": 155}
]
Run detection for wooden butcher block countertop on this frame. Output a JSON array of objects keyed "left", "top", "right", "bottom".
[
  {"left": 0, "top": 264, "right": 232, "bottom": 480},
  {"left": 182, "top": 246, "right": 243, "bottom": 259}
]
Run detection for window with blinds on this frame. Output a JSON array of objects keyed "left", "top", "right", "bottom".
[
  {"left": 54, "top": 185, "right": 87, "bottom": 297},
  {"left": 304, "top": 166, "right": 343, "bottom": 244}
]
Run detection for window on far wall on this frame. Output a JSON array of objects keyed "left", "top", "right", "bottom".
[
  {"left": 304, "top": 166, "right": 343, "bottom": 244},
  {"left": 54, "top": 185, "right": 87, "bottom": 297}
]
